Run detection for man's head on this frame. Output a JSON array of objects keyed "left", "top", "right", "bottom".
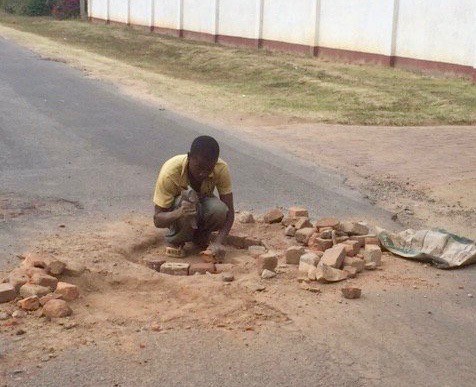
[{"left": 188, "top": 136, "right": 220, "bottom": 182}]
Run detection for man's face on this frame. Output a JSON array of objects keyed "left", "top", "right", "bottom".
[{"left": 188, "top": 155, "right": 217, "bottom": 182}]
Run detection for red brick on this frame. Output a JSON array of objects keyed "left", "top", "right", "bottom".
[
  {"left": 0, "top": 283, "right": 17, "bottom": 303},
  {"left": 263, "top": 208, "right": 284, "bottom": 224},
  {"left": 319, "top": 245, "right": 346, "bottom": 269},
  {"left": 309, "top": 236, "right": 333, "bottom": 251},
  {"left": 294, "top": 217, "right": 313, "bottom": 230},
  {"left": 288, "top": 206, "right": 309, "bottom": 218},
  {"left": 257, "top": 252, "right": 278, "bottom": 274},
  {"left": 43, "top": 299, "right": 72, "bottom": 318},
  {"left": 30, "top": 273, "right": 58, "bottom": 291},
  {"left": 18, "top": 296, "right": 40, "bottom": 311},
  {"left": 160, "top": 262, "right": 190, "bottom": 276},
  {"left": 55, "top": 282, "right": 79, "bottom": 301},
  {"left": 189, "top": 263, "right": 216, "bottom": 275},
  {"left": 314, "top": 218, "right": 340, "bottom": 229}
]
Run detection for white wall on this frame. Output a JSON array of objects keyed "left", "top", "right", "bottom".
[
  {"left": 262, "top": 0, "right": 316, "bottom": 45},
  {"left": 129, "top": 0, "right": 151, "bottom": 26},
  {"left": 91, "top": 0, "right": 108, "bottom": 20},
  {"left": 109, "top": 0, "right": 128, "bottom": 23},
  {"left": 319, "top": 0, "right": 395, "bottom": 55},
  {"left": 218, "top": 0, "right": 259, "bottom": 40},
  {"left": 182, "top": 0, "right": 216, "bottom": 34},
  {"left": 154, "top": 0, "right": 180, "bottom": 30},
  {"left": 396, "top": 0, "right": 476, "bottom": 66},
  {"left": 89, "top": 0, "right": 476, "bottom": 73}
]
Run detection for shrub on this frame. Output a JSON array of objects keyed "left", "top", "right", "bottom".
[{"left": 52, "top": 0, "right": 80, "bottom": 19}]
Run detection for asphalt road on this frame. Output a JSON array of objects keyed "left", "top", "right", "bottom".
[{"left": 1, "top": 38, "right": 475, "bottom": 386}]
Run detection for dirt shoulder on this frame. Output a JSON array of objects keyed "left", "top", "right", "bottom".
[{"left": 0, "top": 22, "right": 475, "bottom": 239}]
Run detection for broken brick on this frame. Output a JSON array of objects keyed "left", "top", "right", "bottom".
[
  {"left": 8, "top": 268, "right": 29, "bottom": 292},
  {"left": 309, "top": 236, "right": 333, "bottom": 251},
  {"left": 295, "top": 228, "right": 315, "bottom": 245},
  {"left": 47, "top": 260, "right": 66, "bottom": 276},
  {"left": 343, "top": 257, "right": 365, "bottom": 273},
  {"left": 298, "top": 253, "right": 319, "bottom": 273},
  {"left": 284, "top": 225, "right": 296, "bottom": 237},
  {"left": 189, "top": 263, "right": 216, "bottom": 275},
  {"left": 30, "top": 273, "right": 58, "bottom": 291},
  {"left": 19, "top": 283, "right": 50, "bottom": 298},
  {"left": 341, "top": 287, "right": 362, "bottom": 299},
  {"left": 263, "top": 208, "right": 284, "bottom": 224},
  {"left": 43, "top": 299, "right": 72, "bottom": 318},
  {"left": 55, "top": 282, "right": 79, "bottom": 301},
  {"left": 237, "top": 211, "right": 254, "bottom": 224},
  {"left": 285, "top": 246, "right": 305, "bottom": 265},
  {"left": 343, "top": 240, "right": 360, "bottom": 256},
  {"left": 160, "top": 262, "right": 190, "bottom": 276},
  {"left": 40, "top": 293, "right": 63, "bottom": 306},
  {"left": 314, "top": 218, "right": 340, "bottom": 229},
  {"left": 343, "top": 266, "right": 358, "bottom": 278},
  {"left": 317, "top": 265, "right": 348, "bottom": 283},
  {"left": 337, "top": 221, "right": 369, "bottom": 236},
  {"left": 364, "top": 245, "right": 382, "bottom": 266},
  {"left": 261, "top": 269, "right": 276, "bottom": 279},
  {"left": 18, "top": 296, "right": 40, "bottom": 311},
  {"left": 319, "top": 245, "right": 346, "bottom": 269},
  {"left": 0, "top": 283, "right": 17, "bottom": 303},
  {"left": 257, "top": 252, "right": 278, "bottom": 275},
  {"left": 288, "top": 207, "right": 309, "bottom": 218},
  {"left": 294, "top": 217, "right": 313, "bottom": 230}
]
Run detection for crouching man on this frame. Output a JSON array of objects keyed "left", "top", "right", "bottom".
[{"left": 153, "top": 136, "right": 234, "bottom": 259}]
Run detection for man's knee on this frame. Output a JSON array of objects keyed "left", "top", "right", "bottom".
[{"left": 201, "top": 197, "right": 228, "bottom": 228}]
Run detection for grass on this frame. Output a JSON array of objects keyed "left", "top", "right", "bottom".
[{"left": 1, "top": 13, "right": 475, "bottom": 125}]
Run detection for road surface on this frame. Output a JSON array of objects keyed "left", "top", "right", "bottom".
[{"left": 1, "top": 38, "right": 475, "bottom": 386}]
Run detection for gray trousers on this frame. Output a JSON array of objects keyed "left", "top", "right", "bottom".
[{"left": 166, "top": 196, "right": 228, "bottom": 246}]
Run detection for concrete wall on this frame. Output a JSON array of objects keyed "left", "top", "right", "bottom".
[
  {"left": 109, "top": 0, "right": 128, "bottom": 24},
  {"left": 319, "top": 0, "right": 395, "bottom": 56},
  {"left": 182, "top": 0, "right": 216, "bottom": 35},
  {"left": 262, "top": 0, "right": 316, "bottom": 46},
  {"left": 218, "top": 0, "right": 259, "bottom": 40},
  {"left": 129, "top": 0, "right": 151, "bottom": 26},
  {"left": 396, "top": 0, "right": 476, "bottom": 66},
  {"left": 154, "top": 0, "right": 180, "bottom": 30},
  {"left": 89, "top": 0, "right": 476, "bottom": 78}
]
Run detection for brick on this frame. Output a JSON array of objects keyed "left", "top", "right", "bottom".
[
  {"left": 63, "top": 261, "right": 86, "bottom": 277},
  {"left": 21, "top": 253, "right": 48, "bottom": 269},
  {"left": 294, "top": 217, "right": 313, "bottom": 230},
  {"left": 55, "top": 282, "right": 79, "bottom": 301},
  {"left": 160, "top": 262, "right": 190, "bottom": 276},
  {"left": 314, "top": 218, "right": 340, "bottom": 229},
  {"left": 319, "top": 245, "right": 346, "bottom": 269},
  {"left": 318, "top": 229, "right": 333, "bottom": 239},
  {"left": 288, "top": 206, "right": 309, "bottom": 218},
  {"left": 341, "top": 287, "right": 362, "bottom": 299},
  {"left": 364, "top": 245, "right": 382, "bottom": 266},
  {"left": 19, "top": 283, "right": 50, "bottom": 298},
  {"left": 309, "top": 236, "right": 333, "bottom": 251},
  {"left": 257, "top": 252, "right": 278, "bottom": 275},
  {"left": 43, "top": 299, "right": 72, "bottom": 318},
  {"left": 8, "top": 268, "right": 29, "bottom": 292},
  {"left": 284, "top": 225, "right": 296, "bottom": 237},
  {"left": 285, "top": 246, "right": 305, "bottom": 265},
  {"left": 18, "top": 296, "right": 40, "bottom": 311},
  {"left": 365, "top": 236, "right": 380, "bottom": 247},
  {"left": 349, "top": 235, "right": 365, "bottom": 249},
  {"left": 317, "top": 265, "right": 348, "bottom": 283},
  {"left": 343, "top": 266, "right": 358, "bottom": 278},
  {"left": 261, "top": 269, "right": 276, "bottom": 279},
  {"left": 248, "top": 245, "right": 267, "bottom": 258},
  {"left": 215, "top": 264, "right": 234, "bottom": 273},
  {"left": 226, "top": 234, "right": 247, "bottom": 249},
  {"left": 295, "top": 228, "right": 315, "bottom": 245},
  {"left": 298, "top": 253, "right": 319, "bottom": 273},
  {"left": 47, "top": 260, "right": 66, "bottom": 276},
  {"left": 40, "top": 293, "right": 63, "bottom": 306},
  {"left": 30, "top": 273, "right": 58, "bottom": 291},
  {"left": 281, "top": 217, "right": 298, "bottom": 227},
  {"left": 263, "top": 208, "right": 284, "bottom": 224},
  {"left": 237, "top": 211, "right": 254, "bottom": 224},
  {"left": 343, "top": 257, "right": 365, "bottom": 273},
  {"left": 143, "top": 258, "right": 166, "bottom": 272},
  {"left": 189, "top": 263, "right": 216, "bottom": 275},
  {"left": 337, "top": 221, "right": 369, "bottom": 236},
  {"left": 0, "top": 283, "right": 17, "bottom": 303},
  {"left": 343, "top": 240, "right": 360, "bottom": 256}
]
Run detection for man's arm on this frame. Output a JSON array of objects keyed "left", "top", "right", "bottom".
[{"left": 215, "top": 193, "right": 235, "bottom": 245}]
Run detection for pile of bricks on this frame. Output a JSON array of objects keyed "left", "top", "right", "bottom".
[
  {"left": 0, "top": 254, "right": 81, "bottom": 318},
  {"left": 258, "top": 206, "right": 383, "bottom": 287}
]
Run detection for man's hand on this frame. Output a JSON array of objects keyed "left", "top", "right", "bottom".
[
  {"left": 178, "top": 200, "right": 197, "bottom": 217},
  {"left": 200, "top": 243, "right": 226, "bottom": 263}
]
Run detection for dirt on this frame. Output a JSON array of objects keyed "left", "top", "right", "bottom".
[{"left": 1, "top": 214, "right": 444, "bottom": 372}]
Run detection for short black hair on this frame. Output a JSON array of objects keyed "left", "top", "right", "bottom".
[{"left": 189, "top": 136, "right": 220, "bottom": 161}]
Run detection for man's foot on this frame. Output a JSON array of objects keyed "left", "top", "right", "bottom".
[{"left": 165, "top": 244, "right": 186, "bottom": 258}]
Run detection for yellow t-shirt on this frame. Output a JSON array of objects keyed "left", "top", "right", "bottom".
[{"left": 153, "top": 154, "right": 232, "bottom": 209}]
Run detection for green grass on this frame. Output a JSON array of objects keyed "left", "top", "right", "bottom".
[{"left": 1, "top": 14, "right": 475, "bottom": 125}]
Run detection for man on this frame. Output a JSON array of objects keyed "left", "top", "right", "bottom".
[{"left": 153, "top": 136, "right": 234, "bottom": 258}]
